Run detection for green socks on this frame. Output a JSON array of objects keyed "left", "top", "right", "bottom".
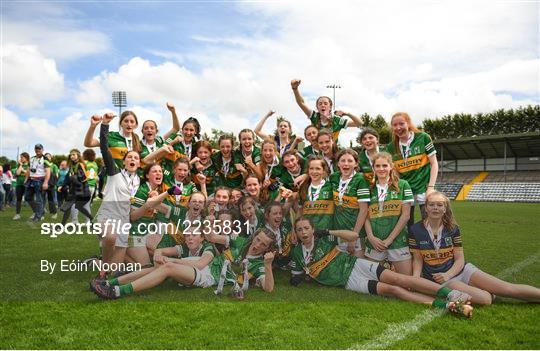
[
  {"left": 107, "top": 278, "right": 119, "bottom": 286},
  {"left": 431, "top": 298, "right": 448, "bottom": 309},
  {"left": 118, "top": 283, "right": 134, "bottom": 297},
  {"left": 436, "top": 287, "right": 452, "bottom": 299}
]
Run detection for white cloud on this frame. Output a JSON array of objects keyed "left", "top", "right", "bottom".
[
  {"left": 5, "top": 1, "right": 537, "bottom": 152},
  {"left": 4, "top": 22, "right": 111, "bottom": 61},
  {"left": 1, "top": 44, "right": 64, "bottom": 109}
]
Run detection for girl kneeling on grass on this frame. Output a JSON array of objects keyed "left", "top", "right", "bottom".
[
  {"left": 410, "top": 191, "right": 540, "bottom": 304},
  {"left": 290, "top": 216, "right": 474, "bottom": 317}
]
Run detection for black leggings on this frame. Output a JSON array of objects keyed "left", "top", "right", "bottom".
[
  {"left": 15, "top": 185, "right": 25, "bottom": 214},
  {"left": 61, "top": 198, "right": 93, "bottom": 225}
]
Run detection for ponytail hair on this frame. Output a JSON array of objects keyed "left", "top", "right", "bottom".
[
  {"left": 371, "top": 152, "right": 400, "bottom": 193},
  {"left": 120, "top": 110, "right": 141, "bottom": 153}
]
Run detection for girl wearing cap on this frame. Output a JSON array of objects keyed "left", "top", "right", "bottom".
[{"left": 410, "top": 191, "right": 540, "bottom": 304}]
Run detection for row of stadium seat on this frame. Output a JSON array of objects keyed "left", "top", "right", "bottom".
[
  {"left": 466, "top": 183, "right": 540, "bottom": 203},
  {"left": 435, "top": 183, "right": 463, "bottom": 200}
]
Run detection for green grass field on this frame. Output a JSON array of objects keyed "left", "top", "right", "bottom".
[{"left": 1, "top": 201, "right": 539, "bottom": 349}]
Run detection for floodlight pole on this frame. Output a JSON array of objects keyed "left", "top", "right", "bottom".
[
  {"left": 112, "top": 91, "right": 127, "bottom": 117},
  {"left": 326, "top": 84, "right": 341, "bottom": 113}
]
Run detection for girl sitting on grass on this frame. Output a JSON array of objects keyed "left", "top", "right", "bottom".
[{"left": 410, "top": 191, "right": 540, "bottom": 304}]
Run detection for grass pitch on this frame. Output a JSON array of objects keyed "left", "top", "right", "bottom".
[{"left": 0, "top": 201, "right": 539, "bottom": 349}]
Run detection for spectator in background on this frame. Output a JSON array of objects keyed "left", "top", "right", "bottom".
[
  {"left": 83, "top": 149, "right": 99, "bottom": 219},
  {"left": 2, "top": 164, "right": 14, "bottom": 207},
  {"left": 0, "top": 168, "right": 5, "bottom": 211},
  {"left": 25, "top": 144, "right": 50, "bottom": 222},
  {"left": 13, "top": 153, "right": 30, "bottom": 220},
  {"left": 43, "top": 153, "right": 59, "bottom": 219},
  {"left": 57, "top": 160, "right": 69, "bottom": 207}
]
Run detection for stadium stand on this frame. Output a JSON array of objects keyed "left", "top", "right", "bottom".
[
  {"left": 434, "top": 132, "right": 540, "bottom": 202},
  {"left": 435, "top": 183, "right": 463, "bottom": 200},
  {"left": 467, "top": 183, "right": 540, "bottom": 203}
]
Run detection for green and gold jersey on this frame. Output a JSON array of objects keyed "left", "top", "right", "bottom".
[
  {"left": 107, "top": 131, "right": 133, "bottom": 170},
  {"left": 139, "top": 136, "right": 165, "bottom": 171},
  {"left": 84, "top": 160, "right": 99, "bottom": 187},
  {"left": 309, "top": 111, "right": 348, "bottom": 143},
  {"left": 210, "top": 236, "right": 266, "bottom": 286},
  {"left": 130, "top": 182, "right": 159, "bottom": 236},
  {"left": 212, "top": 152, "right": 243, "bottom": 189},
  {"left": 299, "top": 144, "right": 321, "bottom": 159},
  {"left": 359, "top": 146, "right": 386, "bottom": 184},
  {"left": 300, "top": 179, "right": 335, "bottom": 233},
  {"left": 330, "top": 171, "right": 370, "bottom": 230},
  {"left": 386, "top": 132, "right": 436, "bottom": 194},
  {"left": 290, "top": 236, "right": 356, "bottom": 287},
  {"left": 191, "top": 161, "right": 218, "bottom": 196},
  {"left": 272, "top": 165, "right": 301, "bottom": 193},
  {"left": 263, "top": 218, "right": 294, "bottom": 258},
  {"left": 175, "top": 241, "right": 215, "bottom": 259},
  {"left": 233, "top": 147, "right": 261, "bottom": 168},
  {"left": 363, "top": 179, "right": 414, "bottom": 250},
  {"left": 160, "top": 175, "right": 198, "bottom": 225}
]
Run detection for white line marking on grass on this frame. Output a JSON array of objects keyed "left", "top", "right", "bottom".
[{"left": 349, "top": 252, "right": 540, "bottom": 350}]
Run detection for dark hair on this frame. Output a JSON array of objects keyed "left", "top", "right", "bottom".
[
  {"left": 218, "top": 134, "right": 235, "bottom": 148},
  {"left": 82, "top": 148, "right": 96, "bottom": 162},
  {"left": 336, "top": 148, "right": 359, "bottom": 169},
  {"left": 142, "top": 120, "right": 159, "bottom": 140},
  {"left": 173, "top": 157, "right": 191, "bottom": 185},
  {"left": 143, "top": 163, "right": 165, "bottom": 192},
  {"left": 193, "top": 140, "right": 213, "bottom": 161},
  {"left": 264, "top": 201, "right": 282, "bottom": 218},
  {"left": 119, "top": 111, "right": 141, "bottom": 153},
  {"left": 317, "top": 129, "right": 338, "bottom": 157},
  {"left": 316, "top": 96, "right": 333, "bottom": 108},
  {"left": 299, "top": 155, "right": 330, "bottom": 203},
  {"left": 20, "top": 152, "right": 30, "bottom": 163},
  {"left": 294, "top": 215, "right": 314, "bottom": 230},
  {"left": 183, "top": 117, "right": 201, "bottom": 140},
  {"left": 357, "top": 127, "right": 380, "bottom": 147}
]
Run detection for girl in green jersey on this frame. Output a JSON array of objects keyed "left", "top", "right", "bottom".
[
  {"left": 363, "top": 152, "right": 413, "bottom": 275},
  {"left": 388, "top": 112, "right": 438, "bottom": 229}
]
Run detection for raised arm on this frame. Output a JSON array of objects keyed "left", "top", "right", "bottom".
[
  {"left": 260, "top": 252, "right": 275, "bottom": 292},
  {"left": 99, "top": 114, "right": 120, "bottom": 176},
  {"left": 335, "top": 110, "right": 363, "bottom": 128},
  {"left": 254, "top": 110, "right": 275, "bottom": 141},
  {"left": 84, "top": 115, "right": 102, "bottom": 147},
  {"left": 163, "top": 102, "right": 181, "bottom": 140},
  {"left": 290, "top": 79, "right": 312, "bottom": 117}
]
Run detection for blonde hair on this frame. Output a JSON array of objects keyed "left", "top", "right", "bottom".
[
  {"left": 424, "top": 191, "right": 458, "bottom": 231},
  {"left": 371, "top": 152, "right": 400, "bottom": 193}
]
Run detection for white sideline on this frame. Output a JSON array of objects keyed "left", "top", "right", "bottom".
[{"left": 349, "top": 252, "right": 540, "bottom": 350}]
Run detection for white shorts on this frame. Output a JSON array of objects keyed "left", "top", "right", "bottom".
[
  {"left": 345, "top": 259, "right": 384, "bottom": 295},
  {"left": 115, "top": 234, "right": 149, "bottom": 248},
  {"left": 192, "top": 266, "right": 216, "bottom": 288},
  {"left": 365, "top": 246, "right": 411, "bottom": 262},
  {"left": 414, "top": 193, "right": 426, "bottom": 206},
  {"left": 337, "top": 238, "right": 362, "bottom": 254},
  {"left": 443, "top": 263, "right": 480, "bottom": 286}
]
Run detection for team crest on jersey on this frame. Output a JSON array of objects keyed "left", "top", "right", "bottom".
[{"left": 445, "top": 237, "right": 452, "bottom": 245}]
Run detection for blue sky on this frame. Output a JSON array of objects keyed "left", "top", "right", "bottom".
[{"left": 2, "top": 1, "right": 539, "bottom": 158}]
